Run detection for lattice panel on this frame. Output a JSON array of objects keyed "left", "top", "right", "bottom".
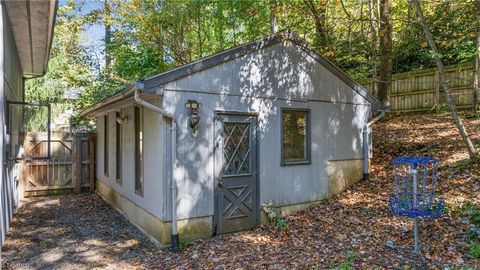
[{"left": 223, "top": 123, "right": 251, "bottom": 176}]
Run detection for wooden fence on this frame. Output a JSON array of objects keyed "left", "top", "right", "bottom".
[
  {"left": 359, "top": 63, "right": 475, "bottom": 112},
  {"left": 19, "top": 131, "right": 96, "bottom": 197}
]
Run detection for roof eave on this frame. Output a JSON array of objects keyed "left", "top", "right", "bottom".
[
  {"left": 80, "top": 85, "right": 138, "bottom": 118},
  {"left": 80, "top": 82, "right": 161, "bottom": 118},
  {"left": 4, "top": 0, "right": 58, "bottom": 76}
]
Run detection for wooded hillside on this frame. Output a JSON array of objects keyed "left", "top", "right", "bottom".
[{"left": 25, "top": 0, "right": 479, "bottom": 123}]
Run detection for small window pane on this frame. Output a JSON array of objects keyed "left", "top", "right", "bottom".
[
  {"left": 282, "top": 110, "right": 309, "bottom": 164},
  {"left": 223, "top": 122, "right": 251, "bottom": 176},
  {"left": 135, "top": 107, "right": 144, "bottom": 195},
  {"left": 104, "top": 115, "right": 109, "bottom": 176},
  {"left": 116, "top": 111, "right": 122, "bottom": 184}
]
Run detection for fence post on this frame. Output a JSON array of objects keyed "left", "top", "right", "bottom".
[
  {"left": 73, "top": 134, "right": 82, "bottom": 193},
  {"left": 88, "top": 133, "right": 96, "bottom": 192},
  {"left": 18, "top": 161, "right": 26, "bottom": 200}
]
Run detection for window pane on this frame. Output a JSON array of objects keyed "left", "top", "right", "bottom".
[
  {"left": 223, "top": 122, "right": 251, "bottom": 176},
  {"left": 116, "top": 111, "right": 122, "bottom": 183},
  {"left": 135, "top": 107, "right": 143, "bottom": 194},
  {"left": 104, "top": 115, "right": 109, "bottom": 176},
  {"left": 282, "top": 111, "right": 307, "bottom": 161}
]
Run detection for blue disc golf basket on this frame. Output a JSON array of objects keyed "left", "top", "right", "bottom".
[{"left": 388, "top": 157, "right": 445, "bottom": 254}]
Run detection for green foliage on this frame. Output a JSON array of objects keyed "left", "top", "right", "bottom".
[
  {"left": 24, "top": 0, "right": 480, "bottom": 125},
  {"left": 431, "top": 103, "right": 451, "bottom": 113},
  {"left": 462, "top": 203, "right": 480, "bottom": 260},
  {"left": 328, "top": 252, "right": 356, "bottom": 270},
  {"left": 23, "top": 106, "right": 50, "bottom": 132},
  {"left": 179, "top": 238, "right": 193, "bottom": 251},
  {"left": 466, "top": 205, "right": 480, "bottom": 227},
  {"left": 105, "top": 0, "right": 479, "bottom": 90},
  {"left": 394, "top": 141, "right": 407, "bottom": 153},
  {"left": 469, "top": 242, "right": 480, "bottom": 259},
  {"left": 456, "top": 158, "right": 476, "bottom": 173},
  {"left": 24, "top": 0, "right": 123, "bottom": 130},
  {"left": 275, "top": 218, "right": 288, "bottom": 231},
  {"left": 261, "top": 203, "right": 288, "bottom": 234}
]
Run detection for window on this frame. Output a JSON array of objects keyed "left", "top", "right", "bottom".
[
  {"left": 134, "top": 106, "right": 144, "bottom": 195},
  {"left": 104, "top": 114, "right": 109, "bottom": 176},
  {"left": 281, "top": 109, "right": 310, "bottom": 165},
  {"left": 116, "top": 110, "right": 122, "bottom": 184}
]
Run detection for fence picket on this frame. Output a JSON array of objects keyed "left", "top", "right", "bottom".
[
  {"left": 359, "top": 63, "right": 475, "bottom": 112},
  {"left": 19, "top": 131, "right": 96, "bottom": 197}
]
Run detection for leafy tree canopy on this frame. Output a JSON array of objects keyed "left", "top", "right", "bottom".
[{"left": 25, "top": 0, "right": 478, "bottom": 126}]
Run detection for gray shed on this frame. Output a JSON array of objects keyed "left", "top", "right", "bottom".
[{"left": 82, "top": 31, "right": 383, "bottom": 248}]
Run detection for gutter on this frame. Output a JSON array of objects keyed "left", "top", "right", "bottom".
[
  {"left": 363, "top": 107, "right": 387, "bottom": 179},
  {"left": 133, "top": 87, "right": 180, "bottom": 253}
]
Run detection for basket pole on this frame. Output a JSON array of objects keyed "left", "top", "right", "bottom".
[
  {"left": 412, "top": 162, "right": 420, "bottom": 254},
  {"left": 414, "top": 217, "right": 419, "bottom": 254}
]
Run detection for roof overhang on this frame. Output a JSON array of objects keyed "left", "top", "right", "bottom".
[
  {"left": 4, "top": 0, "right": 57, "bottom": 77},
  {"left": 80, "top": 84, "right": 159, "bottom": 118}
]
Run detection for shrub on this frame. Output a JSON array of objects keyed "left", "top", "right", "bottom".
[
  {"left": 469, "top": 242, "right": 480, "bottom": 259},
  {"left": 328, "top": 252, "right": 356, "bottom": 270}
]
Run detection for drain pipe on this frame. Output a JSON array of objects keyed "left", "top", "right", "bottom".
[
  {"left": 363, "top": 108, "right": 386, "bottom": 180},
  {"left": 134, "top": 89, "right": 180, "bottom": 252}
]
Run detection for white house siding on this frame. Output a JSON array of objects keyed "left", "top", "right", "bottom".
[
  {"left": 96, "top": 98, "right": 166, "bottom": 220},
  {"left": 160, "top": 41, "right": 371, "bottom": 221}
]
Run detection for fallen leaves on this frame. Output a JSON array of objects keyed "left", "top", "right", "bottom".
[{"left": 2, "top": 112, "right": 480, "bottom": 269}]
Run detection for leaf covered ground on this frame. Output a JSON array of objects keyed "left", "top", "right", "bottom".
[{"left": 2, "top": 113, "right": 480, "bottom": 269}]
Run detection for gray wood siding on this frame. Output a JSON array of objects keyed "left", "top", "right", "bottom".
[
  {"left": 165, "top": 43, "right": 369, "bottom": 105},
  {"left": 94, "top": 41, "right": 371, "bottom": 223},
  {"left": 161, "top": 42, "right": 371, "bottom": 220},
  {"left": 1, "top": 1, "right": 24, "bottom": 245},
  {"left": 96, "top": 98, "right": 166, "bottom": 220}
]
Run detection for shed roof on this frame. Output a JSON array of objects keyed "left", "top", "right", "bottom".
[{"left": 82, "top": 30, "right": 382, "bottom": 117}]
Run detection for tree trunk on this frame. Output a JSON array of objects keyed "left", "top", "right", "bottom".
[
  {"left": 368, "top": 0, "right": 378, "bottom": 97},
  {"left": 104, "top": 0, "right": 112, "bottom": 69},
  {"left": 303, "top": 0, "right": 329, "bottom": 51},
  {"left": 473, "top": 0, "right": 479, "bottom": 113},
  {"left": 411, "top": 0, "right": 478, "bottom": 162},
  {"left": 340, "top": 0, "right": 352, "bottom": 47},
  {"left": 269, "top": 0, "right": 279, "bottom": 34},
  {"left": 378, "top": 0, "right": 392, "bottom": 105}
]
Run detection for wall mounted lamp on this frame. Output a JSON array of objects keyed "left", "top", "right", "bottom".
[
  {"left": 116, "top": 114, "right": 128, "bottom": 125},
  {"left": 185, "top": 100, "right": 202, "bottom": 135}
]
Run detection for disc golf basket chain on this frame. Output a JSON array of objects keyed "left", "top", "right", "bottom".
[{"left": 388, "top": 157, "right": 445, "bottom": 254}]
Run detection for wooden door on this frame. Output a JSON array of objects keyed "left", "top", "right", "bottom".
[{"left": 215, "top": 113, "right": 258, "bottom": 234}]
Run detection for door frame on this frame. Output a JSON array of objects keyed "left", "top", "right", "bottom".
[{"left": 213, "top": 110, "right": 260, "bottom": 235}]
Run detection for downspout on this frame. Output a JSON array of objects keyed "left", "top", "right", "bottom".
[
  {"left": 134, "top": 89, "right": 180, "bottom": 252},
  {"left": 363, "top": 108, "right": 386, "bottom": 180}
]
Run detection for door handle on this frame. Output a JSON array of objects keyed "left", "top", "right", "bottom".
[{"left": 218, "top": 180, "right": 224, "bottom": 187}]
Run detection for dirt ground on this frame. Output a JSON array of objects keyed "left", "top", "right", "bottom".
[{"left": 2, "top": 113, "right": 480, "bottom": 269}]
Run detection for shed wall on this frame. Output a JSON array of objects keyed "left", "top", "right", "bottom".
[
  {"left": 96, "top": 98, "right": 166, "bottom": 220},
  {"left": 160, "top": 41, "right": 371, "bottom": 221}
]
